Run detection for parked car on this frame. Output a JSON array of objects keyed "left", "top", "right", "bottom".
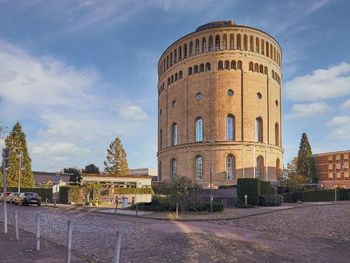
[
  {"left": 7, "top": 192, "right": 20, "bottom": 204},
  {"left": 0, "top": 192, "right": 11, "bottom": 202},
  {"left": 14, "top": 192, "right": 41, "bottom": 206}
]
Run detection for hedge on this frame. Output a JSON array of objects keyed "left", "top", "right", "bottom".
[
  {"left": 6, "top": 187, "right": 52, "bottom": 201},
  {"left": 259, "top": 194, "right": 283, "bottom": 206},
  {"left": 237, "top": 178, "right": 260, "bottom": 205},
  {"left": 237, "top": 178, "right": 276, "bottom": 206},
  {"left": 282, "top": 189, "right": 350, "bottom": 203},
  {"left": 113, "top": 187, "right": 154, "bottom": 195}
]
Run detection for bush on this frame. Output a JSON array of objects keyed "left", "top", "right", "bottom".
[
  {"left": 114, "top": 187, "right": 154, "bottom": 195},
  {"left": 339, "top": 189, "right": 350, "bottom": 200},
  {"left": 237, "top": 178, "right": 260, "bottom": 205},
  {"left": 259, "top": 194, "right": 283, "bottom": 206},
  {"left": 282, "top": 192, "right": 295, "bottom": 203},
  {"left": 260, "top": 181, "right": 276, "bottom": 195}
]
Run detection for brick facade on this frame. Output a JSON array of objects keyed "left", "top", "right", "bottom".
[
  {"left": 157, "top": 21, "right": 283, "bottom": 188},
  {"left": 313, "top": 151, "right": 350, "bottom": 189}
]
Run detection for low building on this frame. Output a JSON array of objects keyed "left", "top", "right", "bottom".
[
  {"left": 80, "top": 174, "right": 152, "bottom": 188},
  {"left": 33, "top": 171, "right": 70, "bottom": 187},
  {"left": 313, "top": 150, "right": 350, "bottom": 189}
]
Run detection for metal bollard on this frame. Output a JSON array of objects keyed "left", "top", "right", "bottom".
[
  {"left": 14, "top": 209, "right": 19, "bottom": 240},
  {"left": 244, "top": 195, "right": 248, "bottom": 206},
  {"left": 113, "top": 231, "right": 122, "bottom": 263},
  {"left": 175, "top": 203, "right": 179, "bottom": 218},
  {"left": 45, "top": 198, "right": 48, "bottom": 207},
  {"left": 66, "top": 220, "right": 73, "bottom": 263},
  {"left": 36, "top": 214, "right": 40, "bottom": 251}
]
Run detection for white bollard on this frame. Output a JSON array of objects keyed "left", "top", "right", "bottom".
[
  {"left": 36, "top": 214, "right": 40, "bottom": 251},
  {"left": 113, "top": 231, "right": 122, "bottom": 263},
  {"left": 244, "top": 195, "right": 248, "bottom": 206},
  {"left": 14, "top": 209, "right": 19, "bottom": 240},
  {"left": 66, "top": 220, "right": 73, "bottom": 263},
  {"left": 176, "top": 203, "right": 179, "bottom": 218}
]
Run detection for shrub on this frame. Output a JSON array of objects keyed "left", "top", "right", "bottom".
[
  {"left": 259, "top": 194, "right": 283, "bottom": 206},
  {"left": 237, "top": 178, "right": 260, "bottom": 205},
  {"left": 338, "top": 189, "right": 350, "bottom": 200},
  {"left": 260, "top": 181, "right": 276, "bottom": 195},
  {"left": 59, "top": 186, "right": 69, "bottom": 204},
  {"left": 281, "top": 189, "right": 350, "bottom": 203},
  {"left": 282, "top": 192, "right": 295, "bottom": 203}
]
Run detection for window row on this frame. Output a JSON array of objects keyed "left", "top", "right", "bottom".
[
  {"left": 249, "top": 62, "right": 268, "bottom": 75},
  {"left": 170, "top": 154, "right": 237, "bottom": 180},
  {"left": 159, "top": 117, "right": 279, "bottom": 149},
  {"left": 168, "top": 156, "right": 281, "bottom": 181},
  {"left": 159, "top": 32, "right": 281, "bottom": 75},
  {"left": 166, "top": 70, "right": 183, "bottom": 86},
  {"left": 217, "top": 60, "right": 243, "bottom": 70},
  {"left": 271, "top": 70, "right": 281, "bottom": 84},
  {"left": 188, "top": 62, "right": 211, "bottom": 75}
]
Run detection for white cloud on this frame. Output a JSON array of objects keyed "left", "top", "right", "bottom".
[
  {"left": 285, "top": 102, "right": 330, "bottom": 119},
  {"left": 0, "top": 41, "right": 155, "bottom": 171},
  {"left": 118, "top": 105, "right": 150, "bottom": 122},
  {"left": 284, "top": 62, "right": 350, "bottom": 101},
  {"left": 327, "top": 115, "right": 350, "bottom": 139},
  {"left": 341, "top": 99, "right": 350, "bottom": 110}
]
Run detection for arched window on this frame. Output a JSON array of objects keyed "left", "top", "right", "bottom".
[
  {"left": 222, "top": 34, "right": 227, "bottom": 50},
  {"left": 171, "top": 158, "right": 177, "bottom": 180},
  {"left": 276, "top": 158, "right": 280, "bottom": 178},
  {"left": 166, "top": 55, "right": 169, "bottom": 69},
  {"left": 243, "top": 34, "right": 248, "bottom": 51},
  {"left": 230, "top": 34, "right": 234, "bottom": 49},
  {"left": 199, "top": 64, "right": 204, "bottom": 72},
  {"left": 225, "top": 60, "right": 230, "bottom": 70},
  {"left": 275, "top": 122, "right": 279, "bottom": 146},
  {"left": 237, "top": 34, "right": 241, "bottom": 50},
  {"left": 249, "top": 62, "right": 253, "bottom": 71},
  {"left": 195, "top": 155, "right": 203, "bottom": 180},
  {"left": 195, "top": 39, "right": 199, "bottom": 54},
  {"left": 226, "top": 115, "right": 235, "bottom": 141},
  {"left": 218, "top": 61, "right": 223, "bottom": 70},
  {"left": 266, "top": 41, "right": 269, "bottom": 57},
  {"left": 208, "top": 36, "right": 213, "bottom": 52},
  {"left": 184, "top": 44, "right": 187, "bottom": 58},
  {"left": 171, "top": 75, "right": 174, "bottom": 83},
  {"left": 249, "top": 36, "right": 254, "bottom": 52},
  {"left": 189, "top": 41, "right": 193, "bottom": 56},
  {"left": 172, "top": 123, "right": 178, "bottom": 146},
  {"left": 205, "top": 63, "right": 211, "bottom": 71},
  {"left": 255, "top": 117, "right": 263, "bottom": 142},
  {"left": 254, "top": 63, "right": 259, "bottom": 72},
  {"left": 170, "top": 52, "right": 173, "bottom": 66},
  {"left": 174, "top": 49, "right": 177, "bottom": 63},
  {"left": 179, "top": 71, "right": 183, "bottom": 79},
  {"left": 215, "top": 35, "right": 220, "bottom": 51},
  {"left": 188, "top": 67, "right": 193, "bottom": 75},
  {"left": 256, "top": 156, "right": 264, "bottom": 179},
  {"left": 174, "top": 73, "right": 178, "bottom": 81},
  {"left": 201, "top": 37, "right": 206, "bottom": 53},
  {"left": 194, "top": 65, "right": 199, "bottom": 73},
  {"left": 256, "top": 38, "right": 260, "bottom": 53},
  {"left": 226, "top": 155, "right": 235, "bottom": 180},
  {"left": 259, "top": 64, "right": 263, "bottom": 73},
  {"left": 231, "top": 60, "right": 236, "bottom": 69},
  {"left": 178, "top": 46, "right": 182, "bottom": 60},
  {"left": 270, "top": 44, "right": 273, "bottom": 59},
  {"left": 261, "top": 39, "right": 265, "bottom": 55},
  {"left": 195, "top": 118, "right": 203, "bottom": 142}
]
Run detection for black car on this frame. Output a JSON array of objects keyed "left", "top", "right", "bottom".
[{"left": 15, "top": 192, "right": 41, "bottom": 206}]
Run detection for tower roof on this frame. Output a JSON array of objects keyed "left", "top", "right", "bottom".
[{"left": 196, "top": 20, "right": 236, "bottom": 32}]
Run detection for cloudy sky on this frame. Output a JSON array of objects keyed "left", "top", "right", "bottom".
[{"left": 0, "top": 0, "right": 349, "bottom": 171}]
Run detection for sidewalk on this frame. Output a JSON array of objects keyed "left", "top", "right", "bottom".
[
  {"left": 0, "top": 224, "right": 91, "bottom": 263},
  {"left": 46, "top": 200, "right": 349, "bottom": 221}
]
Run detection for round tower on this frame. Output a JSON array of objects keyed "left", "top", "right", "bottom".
[{"left": 157, "top": 20, "right": 283, "bottom": 187}]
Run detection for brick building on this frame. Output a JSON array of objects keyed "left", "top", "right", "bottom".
[
  {"left": 313, "top": 150, "right": 350, "bottom": 189},
  {"left": 157, "top": 20, "right": 283, "bottom": 188}
]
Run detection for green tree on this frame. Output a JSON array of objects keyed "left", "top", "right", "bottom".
[
  {"left": 104, "top": 137, "right": 129, "bottom": 176},
  {"left": 5, "top": 122, "right": 35, "bottom": 187},
  {"left": 83, "top": 163, "right": 100, "bottom": 174},
  {"left": 63, "top": 167, "right": 81, "bottom": 183},
  {"left": 296, "top": 133, "right": 317, "bottom": 183}
]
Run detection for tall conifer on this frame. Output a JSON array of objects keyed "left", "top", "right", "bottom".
[
  {"left": 296, "top": 133, "right": 317, "bottom": 183},
  {"left": 104, "top": 137, "right": 129, "bottom": 176},
  {"left": 5, "top": 122, "right": 35, "bottom": 187}
]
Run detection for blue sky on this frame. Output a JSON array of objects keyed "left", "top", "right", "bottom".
[{"left": 0, "top": 0, "right": 350, "bottom": 172}]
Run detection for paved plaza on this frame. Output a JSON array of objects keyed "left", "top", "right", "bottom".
[{"left": 0, "top": 202, "right": 349, "bottom": 262}]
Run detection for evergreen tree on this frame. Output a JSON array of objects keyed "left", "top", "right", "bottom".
[
  {"left": 5, "top": 122, "right": 35, "bottom": 187},
  {"left": 83, "top": 163, "right": 100, "bottom": 174},
  {"left": 104, "top": 137, "right": 129, "bottom": 176},
  {"left": 296, "top": 133, "right": 317, "bottom": 183},
  {"left": 63, "top": 167, "right": 81, "bottom": 183}
]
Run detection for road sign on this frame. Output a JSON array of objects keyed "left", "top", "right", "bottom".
[{"left": 52, "top": 184, "right": 60, "bottom": 193}]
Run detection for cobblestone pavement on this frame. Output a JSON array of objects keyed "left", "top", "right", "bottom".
[{"left": 1, "top": 203, "right": 349, "bottom": 262}]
